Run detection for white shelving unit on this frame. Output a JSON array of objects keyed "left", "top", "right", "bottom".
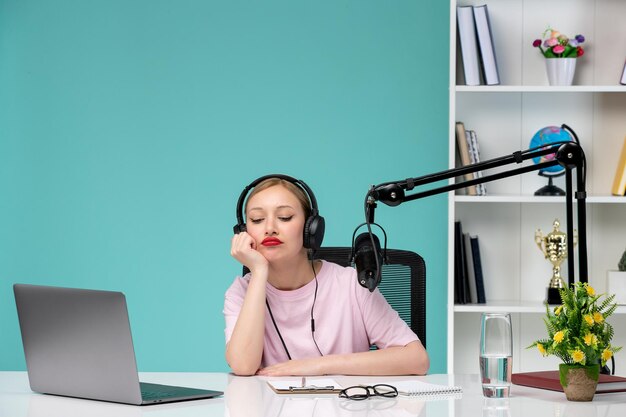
[{"left": 448, "top": 0, "right": 626, "bottom": 374}]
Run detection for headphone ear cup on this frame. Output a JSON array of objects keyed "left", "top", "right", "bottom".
[
  {"left": 233, "top": 223, "right": 247, "bottom": 234},
  {"left": 303, "top": 215, "right": 325, "bottom": 250}
]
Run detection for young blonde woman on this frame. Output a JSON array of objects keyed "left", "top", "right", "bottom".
[{"left": 224, "top": 174, "right": 429, "bottom": 376}]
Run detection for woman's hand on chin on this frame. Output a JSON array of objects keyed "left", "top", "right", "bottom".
[{"left": 231, "top": 232, "right": 269, "bottom": 273}]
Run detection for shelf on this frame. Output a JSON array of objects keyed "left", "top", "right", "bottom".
[
  {"left": 454, "top": 301, "right": 547, "bottom": 313},
  {"left": 448, "top": 0, "right": 626, "bottom": 375},
  {"left": 454, "top": 301, "right": 626, "bottom": 315},
  {"left": 456, "top": 85, "right": 626, "bottom": 93},
  {"left": 454, "top": 195, "right": 626, "bottom": 204}
]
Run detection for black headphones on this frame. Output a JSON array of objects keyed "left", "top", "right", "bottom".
[{"left": 233, "top": 174, "right": 325, "bottom": 250}]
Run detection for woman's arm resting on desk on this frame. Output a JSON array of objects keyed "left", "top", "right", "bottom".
[
  {"left": 226, "top": 233, "right": 270, "bottom": 376},
  {"left": 224, "top": 272, "right": 267, "bottom": 376},
  {"left": 257, "top": 340, "right": 429, "bottom": 376}
]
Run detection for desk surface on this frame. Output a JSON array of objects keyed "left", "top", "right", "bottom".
[{"left": 2, "top": 371, "right": 626, "bottom": 417}]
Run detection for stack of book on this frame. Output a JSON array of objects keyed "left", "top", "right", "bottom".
[
  {"left": 455, "top": 121, "right": 486, "bottom": 196},
  {"left": 454, "top": 221, "right": 486, "bottom": 304},
  {"left": 457, "top": 4, "right": 500, "bottom": 86}
]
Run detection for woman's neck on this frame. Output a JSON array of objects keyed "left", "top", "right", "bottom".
[{"left": 268, "top": 256, "right": 320, "bottom": 291}]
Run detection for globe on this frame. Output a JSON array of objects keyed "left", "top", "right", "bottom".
[
  {"left": 529, "top": 126, "right": 575, "bottom": 196},
  {"left": 529, "top": 126, "right": 574, "bottom": 174}
]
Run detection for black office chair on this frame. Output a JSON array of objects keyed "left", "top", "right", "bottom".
[
  {"left": 312, "top": 247, "right": 426, "bottom": 348},
  {"left": 242, "top": 247, "right": 426, "bottom": 347}
]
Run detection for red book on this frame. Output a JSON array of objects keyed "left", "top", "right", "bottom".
[{"left": 512, "top": 370, "right": 626, "bottom": 394}]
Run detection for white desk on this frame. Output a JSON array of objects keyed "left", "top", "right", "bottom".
[{"left": 1, "top": 371, "right": 626, "bottom": 417}]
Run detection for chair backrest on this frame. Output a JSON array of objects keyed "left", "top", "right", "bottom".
[
  {"left": 242, "top": 247, "right": 426, "bottom": 347},
  {"left": 312, "top": 247, "right": 426, "bottom": 348}
]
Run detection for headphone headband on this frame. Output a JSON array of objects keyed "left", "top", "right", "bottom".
[{"left": 233, "top": 174, "right": 325, "bottom": 250}]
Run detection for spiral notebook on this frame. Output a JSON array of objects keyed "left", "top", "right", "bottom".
[{"left": 392, "top": 380, "right": 462, "bottom": 397}]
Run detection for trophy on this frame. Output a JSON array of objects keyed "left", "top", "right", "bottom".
[{"left": 535, "top": 219, "right": 577, "bottom": 304}]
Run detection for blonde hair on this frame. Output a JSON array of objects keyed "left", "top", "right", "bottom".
[{"left": 245, "top": 178, "right": 311, "bottom": 219}]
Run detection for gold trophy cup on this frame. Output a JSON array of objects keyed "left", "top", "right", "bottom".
[{"left": 535, "top": 219, "right": 577, "bottom": 304}]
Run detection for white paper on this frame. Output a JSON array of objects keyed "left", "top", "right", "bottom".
[{"left": 267, "top": 378, "right": 341, "bottom": 391}]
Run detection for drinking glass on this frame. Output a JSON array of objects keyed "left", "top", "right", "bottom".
[
  {"left": 479, "top": 313, "right": 512, "bottom": 398},
  {"left": 482, "top": 398, "right": 511, "bottom": 417}
]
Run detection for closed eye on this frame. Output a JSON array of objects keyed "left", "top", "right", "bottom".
[
  {"left": 249, "top": 218, "right": 264, "bottom": 224},
  {"left": 278, "top": 216, "right": 293, "bottom": 222}
]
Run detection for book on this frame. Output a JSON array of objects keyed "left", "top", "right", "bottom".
[
  {"left": 455, "top": 122, "right": 477, "bottom": 195},
  {"left": 464, "top": 233, "right": 478, "bottom": 303},
  {"left": 611, "top": 136, "right": 626, "bottom": 196},
  {"left": 454, "top": 221, "right": 468, "bottom": 304},
  {"left": 470, "top": 235, "right": 486, "bottom": 304},
  {"left": 512, "top": 370, "right": 626, "bottom": 394},
  {"left": 621, "top": 60, "right": 626, "bottom": 85},
  {"left": 267, "top": 378, "right": 343, "bottom": 394},
  {"left": 472, "top": 4, "right": 500, "bottom": 85},
  {"left": 467, "top": 130, "right": 487, "bottom": 196},
  {"left": 457, "top": 6, "right": 481, "bottom": 86},
  {"left": 392, "top": 380, "right": 462, "bottom": 397}
]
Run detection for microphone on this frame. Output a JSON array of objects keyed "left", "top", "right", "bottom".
[{"left": 353, "top": 232, "right": 383, "bottom": 292}]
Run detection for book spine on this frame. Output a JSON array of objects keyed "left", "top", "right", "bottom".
[
  {"left": 466, "top": 130, "right": 486, "bottom": 196},
  {"left": 473, "top": 5, "right": 500, "bottom": 85},
  {"left": 465, "top": 130, "right": 476, "bottom": 164},
  {"left": 464, "top": 233, "right": 478, "bottom": 303},
  {"left": 457, "top": 6, "right": 482, "bottom": 86},
  {"left": 611, "top": 136, "right": 626, "bottom": 196},
  {"left": 454, "top": 221, "right": 468, "bottom": 304},
  {"left": 456, "top": 122, "right": 477, "bottom": 195},
  {"left": 470, "top": 236, "right": 486, "bottom": 304},
  {"left": 469, "top": 130, "right": 486, "bottom": 196}
]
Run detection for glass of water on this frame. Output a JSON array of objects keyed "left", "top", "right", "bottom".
[{"left": 479, "top": 313, "right": 512, "bottom": 398}]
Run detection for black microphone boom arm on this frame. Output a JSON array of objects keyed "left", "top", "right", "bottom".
[{"left": 367, "top": 140, "right": 588, "bottom": 292}]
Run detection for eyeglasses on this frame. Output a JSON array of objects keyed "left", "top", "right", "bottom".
[
  {"left": 338, "top": 397, "right": 398, "bottom": 412},
  {"left": 338, "top": 384, "right": 398, "bottom": 401}
]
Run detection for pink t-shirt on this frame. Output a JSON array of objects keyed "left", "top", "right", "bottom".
[{"left": 223, "top": 260, "right": 419, "bottom": 367}]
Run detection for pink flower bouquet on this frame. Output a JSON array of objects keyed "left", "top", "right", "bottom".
[{"left": 533, "top": 28, "right": 585, "bottom": 58}]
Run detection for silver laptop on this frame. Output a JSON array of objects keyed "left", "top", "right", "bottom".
[{"left": 13, "top": 283, "right": 223, "bottom": 405}]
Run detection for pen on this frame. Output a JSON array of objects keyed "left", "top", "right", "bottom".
[{"left": 288, "top": 385, "right": 335, "bottom": 391}]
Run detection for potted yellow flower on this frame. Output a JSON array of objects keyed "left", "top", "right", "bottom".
[{"left": 529, "top": 282, "right": 621, "bottom": 401}]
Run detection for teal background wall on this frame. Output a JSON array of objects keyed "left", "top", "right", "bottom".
[{"left": 0, "top": 1, "right": 449, "bottom": 372}]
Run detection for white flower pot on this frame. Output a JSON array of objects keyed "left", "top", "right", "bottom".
[{"left": 545, "top": 58, "right": 577, "bottom": 86}]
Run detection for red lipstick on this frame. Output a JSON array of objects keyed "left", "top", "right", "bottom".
[{"left": 261, "top": 237, "right": 283, "bottom": 247}]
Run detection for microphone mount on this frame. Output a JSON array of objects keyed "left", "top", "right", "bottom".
[{"left": 366, "top": 138, "right": 588, "bottom": 305}]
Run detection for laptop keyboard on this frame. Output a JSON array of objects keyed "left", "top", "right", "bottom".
[{"left": 140, "top": 382, "right": 214, "bottom": 401}]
